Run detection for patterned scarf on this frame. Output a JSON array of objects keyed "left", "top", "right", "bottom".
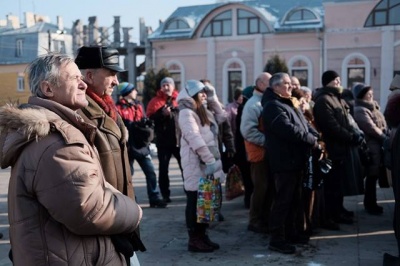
[{"left": 86, "top": 88, "right": 118, "bottom": 121}]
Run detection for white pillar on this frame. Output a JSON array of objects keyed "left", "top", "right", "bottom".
[
  {"left": 207, "top": 39, "right": 216, "bottom": 84},
  {"left": 254, "top": 35, "right": 263, "bottom": 81},
  {"left": 380, "top": 26, "right": 395, "bottom": 109}
]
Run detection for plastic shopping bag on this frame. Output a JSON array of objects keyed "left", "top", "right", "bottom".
[
  {"left": 197, "top": 175, "right": 221, "bottom": 223},
  {"left": 225, "top": 164, "right": 245, "bottom": 200}
]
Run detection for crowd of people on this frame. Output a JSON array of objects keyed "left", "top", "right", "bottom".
[{"left": 0, "top": 45, "right": 400, "bottom": 265}]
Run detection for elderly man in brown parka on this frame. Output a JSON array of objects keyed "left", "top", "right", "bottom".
[{"left": 0, "top": 53, "right": 142, "bottom": 265}]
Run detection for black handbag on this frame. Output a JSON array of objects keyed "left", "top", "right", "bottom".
[{"left": 358, "top": 140, "right": 371, "bottom": 166}]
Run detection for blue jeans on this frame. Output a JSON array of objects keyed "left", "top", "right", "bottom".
[{"left": 129, "top": 148, "right": 161, "bottom": 203}]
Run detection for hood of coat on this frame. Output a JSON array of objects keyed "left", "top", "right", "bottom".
[
  {"left": 354, "top": 99, "right": 378, "bottom": 111},
  {"left": 0, "top": 97, "right": 96, "bottom": 168},
  {"left": 177, "top": 86, "right": 197, "bottom": 111},
  {"left": 177, "top": 87, "right": 220, "bottom": 137}
]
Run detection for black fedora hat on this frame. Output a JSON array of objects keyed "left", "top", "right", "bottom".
[{"left": 75, "top": 46, "right": 125, "bottom": 72}]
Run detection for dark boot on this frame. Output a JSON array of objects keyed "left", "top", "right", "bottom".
[
  {"left": 198, "top": 224, "right": 220, "bottom": 250},
  {"left": 364, "top": 175, "right": 382, "bottom": 214},
  {"left": 188, "top": 230, "right": 214, "bottom": 253}
]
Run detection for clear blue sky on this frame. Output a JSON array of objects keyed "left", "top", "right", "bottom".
[{"left": 0, "top": 0, "right": 224, "bottom": 43}]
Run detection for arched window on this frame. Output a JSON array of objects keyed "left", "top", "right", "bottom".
[
  {"left": 365, "top": 0, "right": 400, "bottom": 27},
  {"left": 166, "top": 62, "right": 184, "bottom": 91},
  {"left": 237, "top": 9, "right": 269, "bottom": 35},
  {"left": 202, "top": 10, "right": 232, "bottom": 37},
  {"left": 165, "top": 19, "right": 190, "bottom": 31},
  {"left": 288, "top": 56, "right": 313, "bottom": 88},
  {"left": 288, "top": 9, "right": 317, "bottom": 21},
  {"left": 347, "top": 58, "right": 366, "bottom": 89},
  {"left": 282, "top": 8, "right": 320, "bottom": 25},
  {"left": 341, "top": 53, "right": 371, "bottom": 89}
]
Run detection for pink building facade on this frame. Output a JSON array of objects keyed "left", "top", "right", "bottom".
[{"left": 148, "top": 0, "right": 400, "bottom": 107}]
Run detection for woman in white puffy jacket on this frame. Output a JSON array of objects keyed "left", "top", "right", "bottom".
[{"left": 177, "top": 79, "right": 227, "bottom": 253}]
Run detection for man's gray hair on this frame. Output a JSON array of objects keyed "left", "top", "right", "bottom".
[
  {"left": 269, "top": 72, "right": 289, "bottom": 87},
  {"left": 26, "top": 53, "right": 75, "bottom": 98}
]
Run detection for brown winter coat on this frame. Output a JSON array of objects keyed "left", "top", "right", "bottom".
[
  {"left": 0, "top": 97, "right": 141, "bottom": 266},
  {"left": 353, "top": 99, "right": 387, "bottom": 176},
  {"left": 78, "top": 96, "right": 134, "bottom": 199}
]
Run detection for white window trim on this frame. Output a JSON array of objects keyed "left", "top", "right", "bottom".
[
  {"left": 288, "top": 55, "right": 313, "bottom": 89},
  {"left": 222, "top": 57, "right": 246, "bottom": 105},
  {"left": 341, "top": 53, "right": 370, "bottom": 89},
  {"left": 282, "top": 8, "right": 321, "bottom": 25},
  {"left": 16, "top": 39, "right": 23, "bottom": 57},
  {"left": 166, "top": 60, "right": 185, "bottom": 88},
  {"left": 17, "top": 76, "right": 24, "bottom": 92}
]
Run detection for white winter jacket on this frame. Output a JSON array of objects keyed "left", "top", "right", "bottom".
[{"left": 177, "top": 89, "right": 227, "bottom": 191}]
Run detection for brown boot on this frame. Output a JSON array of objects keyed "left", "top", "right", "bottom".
[
  {"left": 188, "top": 230, "right": 214, "bottom": 253},
  {"left": 198, "top": 224, "right": 220, "bottom": 250},
  {"left": 203, "top": 234, "right": 220, "bottom": 250}
]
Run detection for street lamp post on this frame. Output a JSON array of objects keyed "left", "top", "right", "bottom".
[{"left": 47, "top": 30, "right": 51, "bottom": 51}]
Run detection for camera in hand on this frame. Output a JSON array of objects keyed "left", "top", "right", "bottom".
[
  {"left": 319, "top": 158, "right": 332, "bottom": 174},
  {"left": 136, "top": 118, "right": 155, "bottom": 129},
  {"left": 167, "top": 105, "right": 178, "bottom": 112}
]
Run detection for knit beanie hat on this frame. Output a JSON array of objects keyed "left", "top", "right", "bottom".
[
  {"left": 185, "top": 80, "right": 205, "bottom": 97},
  {"left": 118, "top": 82, "right": 136, "bottom": 97},
  {"left": 242, "top": 85, "right": 254, "bottom": 100},
  {"left": 322, "top": 70, "right": 339, "bottom": 87},
  {"left": 160, "top": 77, "right": 175, "bottom": 87},
  {"left": 352, "top": 83, "right": 371, "bottom": 99}
]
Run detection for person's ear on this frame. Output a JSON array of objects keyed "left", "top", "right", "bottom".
[
  {"left": 83, "top": 71, "right": 94, "bottom": 85},
  {"left": 40, "top": 81, "right": 54, "bottom": 97}
]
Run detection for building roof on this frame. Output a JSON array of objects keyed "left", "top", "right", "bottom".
[
  {"left": 0, "top": 22, "right": 71, "bottom": 64},
  {"left": 149, "top": 0, "right": 328, "bottom": 40},
  {"left": 1, "top": 22, "right": 70, "bottom": 35}
]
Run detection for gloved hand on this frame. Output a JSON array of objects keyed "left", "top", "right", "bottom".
[
  {"left": 204, "top": 84, "right": 216, "bottom": 101},
  {"left": 111, "top": 234, "right": 134, "bottom": 258},
  {"left": 204, "top": 160, "right": 217, "bottom": 176}
]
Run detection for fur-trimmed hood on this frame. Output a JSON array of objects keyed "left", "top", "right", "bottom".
[{"left": 0, "top": 97, "right": 96, "bottom": 168}]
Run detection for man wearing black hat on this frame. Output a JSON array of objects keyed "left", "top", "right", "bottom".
[
  {"left": 75, "top": 46, "right": 146, "bottom": 262},
  {"left": 313, "top": 70, "right": 365, "bottom": 230},
  {"left": 116, "top": 82, "right": 167, "bottom": 208}
]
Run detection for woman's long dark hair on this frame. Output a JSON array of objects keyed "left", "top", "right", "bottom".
[{"left": 192, "top": 92, "right": 210, "bottom": 127}]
